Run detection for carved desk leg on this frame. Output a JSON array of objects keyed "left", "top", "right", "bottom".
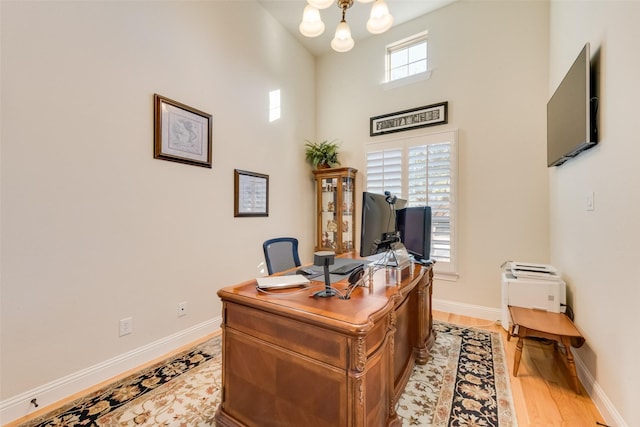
[
  {"left": 415, "top": 268, "right": 434, "bottom": 364},
  {"left": 387, "top": 309, "right": 398, "bottom": 424}
]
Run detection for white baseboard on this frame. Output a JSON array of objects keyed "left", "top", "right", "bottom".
[
  {"left": 432, "top": 297, "right": 502, "bottom": 322},
  {"left": 0, "top": 317, "right": 221, "bottom": 425},
  {"left": 572, "top": 348, "right": 628, "bottom": 427}
]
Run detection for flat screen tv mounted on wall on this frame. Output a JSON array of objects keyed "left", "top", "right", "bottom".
[{"left": 547, "top": 42, "right": 598, "bottom": 167}]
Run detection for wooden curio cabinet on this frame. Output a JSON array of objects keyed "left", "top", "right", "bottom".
[{"left": 312, "top": 167, "right": 357, "bottom": 254}]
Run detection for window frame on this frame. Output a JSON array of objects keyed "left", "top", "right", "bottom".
[
  {"left": 364, "top": 130, "right": 458, "bottom": 280},
  {"left": 385, "top": 31, "right": 429, "bottom": 83}
]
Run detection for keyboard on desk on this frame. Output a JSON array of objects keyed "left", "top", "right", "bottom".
[{"left": 329, "top": 262, "right": 364, "bottom": 275}]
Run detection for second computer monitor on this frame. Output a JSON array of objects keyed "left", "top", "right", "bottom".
[{"left": 397, "top": 206, "right": 432, "bottom": 263}]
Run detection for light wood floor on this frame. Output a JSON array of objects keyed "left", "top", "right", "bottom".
[
  {"left": 8, "top": 312, "right": 605, "bottom": 427},
  {"left": 433, "top": 310, "right": 606, "bottom": 426}
]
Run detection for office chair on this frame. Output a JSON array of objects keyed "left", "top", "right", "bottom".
[{"left": 262, "top": 237, "right": 301, "bottom": 275}]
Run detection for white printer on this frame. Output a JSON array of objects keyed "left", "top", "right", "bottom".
[{"left": 500, "top": 261, "right": 566, "bottom": 331}]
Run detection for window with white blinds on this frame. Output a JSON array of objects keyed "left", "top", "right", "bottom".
[{"left": 365, "top": 130, "right": 457, "bottom": 278}]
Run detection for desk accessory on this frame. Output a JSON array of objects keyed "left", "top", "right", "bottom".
[
  {"left": 312, "top": 251, "right": 337, "bottom": 298},
  {"left": 256, "top": 275, "right": 310, "bottom": 290}
]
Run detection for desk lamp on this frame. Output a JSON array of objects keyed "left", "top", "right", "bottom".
[{"left": 313, "top": 251, "right": 336, "bottom": 298}]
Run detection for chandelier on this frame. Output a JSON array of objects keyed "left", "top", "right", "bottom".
[{"left": 299, "top": 0, "right": 394, "bottom": 53}]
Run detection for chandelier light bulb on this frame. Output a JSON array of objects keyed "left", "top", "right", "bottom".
[
  {"left": 366, "top": 0, "right": 393, "bottom": 34},
  {"left": 308, "top": 0, "right": 334, "bottom": 9},
  {"left": 299, "top": 5, "right": 325, "bottom": 37},
  {"left": 331, "top": 20, "right": 355, "bottom": 52}
]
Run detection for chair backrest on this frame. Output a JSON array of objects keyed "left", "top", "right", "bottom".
[{"left": 263, "top": 237, "right": 301, "bottom": 275}]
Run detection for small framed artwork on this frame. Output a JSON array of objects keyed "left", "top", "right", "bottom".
[
  {"left": 154, "top": 93, "right": 213, "bottom": 168},
  {"left": 234, "top": 169, "right": 269, "bottom": 217},
  {"left": 370, "top": 101, "right": 448, "bottom": 136}
]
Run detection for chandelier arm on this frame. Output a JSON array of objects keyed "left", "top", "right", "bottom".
[{"left": 337, "top": 0, "right": 354, "bottom": 13}]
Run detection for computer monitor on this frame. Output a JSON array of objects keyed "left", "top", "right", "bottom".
[
  {"left": 397, "top": 206, "right": 432, "bottom": 264},
  {"left": 359, "top": 192, "right": 407, "bottom": 258}
]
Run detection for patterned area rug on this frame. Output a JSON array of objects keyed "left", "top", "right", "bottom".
[
  {"left": 19, "top": 321, "right": 516, "bottom": 427},
  {"left": 397, "top": 321, "right": 516, "bottom": 426}
]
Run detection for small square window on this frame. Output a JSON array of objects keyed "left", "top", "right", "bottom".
[{"left": 386, "top": 31, "right": 428, "bottom": 83}]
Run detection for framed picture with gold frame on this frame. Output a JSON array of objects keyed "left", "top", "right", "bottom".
[
  {"left": 154, "top": 94, "right": 213, "bottom": 168},
  {"left": 234, "top": 169, "right": 269, "bottom": 217}
]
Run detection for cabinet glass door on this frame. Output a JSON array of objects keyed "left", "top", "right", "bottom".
[
  {"left": 320, "top": 177, "right": 338, "bottom": 250},
  {"left": 341, "top": 177, "right": 354, "bottom": 252}
]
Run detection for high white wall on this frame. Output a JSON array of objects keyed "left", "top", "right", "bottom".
[
  {"left": 1, "top": 0, "right": 316, "bottom": 405},
  {"left": 316, "top": 1, "right": 550, "bottom": 310},
  {"left": 549, "top": 2, "right": 640, "bottom": 426}
]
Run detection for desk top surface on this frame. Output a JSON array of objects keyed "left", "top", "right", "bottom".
[{"left": 219, "top": 263, "right": 429, "bottom": 332}]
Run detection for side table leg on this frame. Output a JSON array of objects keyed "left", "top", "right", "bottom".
[
  {"left": 561, "top": 336, "right": 581, "bottom": 394},
  {"left": 513, "top": 336, "right": 524, "bottom": 376}
]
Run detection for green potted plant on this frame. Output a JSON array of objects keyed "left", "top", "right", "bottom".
[{"left": 304, "top": 139, "right": 341, "bottom": 169}]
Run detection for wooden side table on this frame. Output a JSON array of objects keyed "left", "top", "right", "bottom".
[{"left": 508, "top": 305, "right": 585, "bottom": 393}]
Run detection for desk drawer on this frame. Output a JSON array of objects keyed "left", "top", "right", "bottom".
[
  {"left": 225, "top": 302, "right": 348, "bottom": 368},
  {"left": 222, "top": 329, "right": 347, "bottom": 427}
]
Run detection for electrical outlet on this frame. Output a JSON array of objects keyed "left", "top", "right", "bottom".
[
  {"left": 178, "top": 301, "right": 187, "bottom": 317},
  {"left": 119, "top": 317, "right": 133, "bottom": 336}
]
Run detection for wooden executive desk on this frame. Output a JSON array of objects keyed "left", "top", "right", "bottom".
[{"left": 215, "top": 262, "right": 434, "bottom": 427}]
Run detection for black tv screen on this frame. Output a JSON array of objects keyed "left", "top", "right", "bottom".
[
  {"left": 359, "top": 192, "right": 406, "bottom": 258},
  {"left": 397, "top": 206, "right": 432, "bottom": 263},
  {"left": 547, "top": 43, "right": 597, "bottom": 167}
]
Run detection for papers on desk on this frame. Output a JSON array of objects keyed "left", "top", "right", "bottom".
[{"left": 256, "top": 275, "right": 310, "bottom": 289}]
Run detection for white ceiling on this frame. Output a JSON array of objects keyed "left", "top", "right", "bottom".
[{"left": 257, "top": 0, "right": 457, "bottom": 56}]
